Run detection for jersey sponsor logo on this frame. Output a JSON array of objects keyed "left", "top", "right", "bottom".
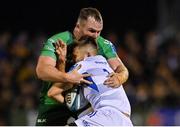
[
  {"left": 48, "top": 38, "right": 55, "bottom": 43},
  {"left": 104, "top": 39, "right": 110, "bottom": 44},
  {"left": 44, "top": 45, "right": 54, "bottom": 52},
  {"left": 95, "top": 61, "right": 107, "bottom": 64},
  {"left": 37, "top": 118, "right": 46, "bottom": 123}
]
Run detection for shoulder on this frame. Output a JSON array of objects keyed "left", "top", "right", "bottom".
[
  {"left": 96, "top": 36, "right": 117, "bottom": 59},
  {"left": 96, "top": 36, "right": 113, "bottom": 46},
  {"left": 40, "top": 31, "right": 73, "bottom": 60},
  {"left": 47, "top": 31, "right": 73, "bottom": 44}
]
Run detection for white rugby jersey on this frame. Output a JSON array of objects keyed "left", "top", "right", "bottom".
[{"left": 73, "top": 55, "right": 131, "bottom": 115}]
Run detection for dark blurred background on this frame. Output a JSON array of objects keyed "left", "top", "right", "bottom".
[{"left": 0, "top": 0, "right": 179, "bottom": 126}]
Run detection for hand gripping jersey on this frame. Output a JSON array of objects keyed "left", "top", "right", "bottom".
[{"left": 74, "top": 55, "right": 131, "bottom": 115}]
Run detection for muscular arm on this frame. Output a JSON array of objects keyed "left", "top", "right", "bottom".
[
  {"left": 36, "top": 54, "right": 91, "bottom": 84},
  {"left": 36, "top": 56, "right": 69, "bottom": 83}
]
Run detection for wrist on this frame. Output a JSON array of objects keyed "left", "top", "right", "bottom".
[
  {"left": 64, "top": 73, "right": 71, "bottom": 83},
  {"left": 62, "top": 57, "right": 66, "bottom": 63},
  {"left": 116, "top": 72, "right": 128, "bottom": 85},
  {"left": 57, "top": 58, "right": 66, "bottom": 64}
]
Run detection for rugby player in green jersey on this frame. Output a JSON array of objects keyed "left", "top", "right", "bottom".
[{"left": 35, "top": 7, "right": 129, "bottom": 126}]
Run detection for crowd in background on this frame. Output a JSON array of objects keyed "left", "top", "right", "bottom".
[{"left": 0, "top": 29, "right": 179, "bottom": 125}]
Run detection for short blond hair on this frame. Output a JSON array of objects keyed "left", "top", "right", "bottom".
[{"left": 78, "top": 7, "right": 103, "bottom": 24}]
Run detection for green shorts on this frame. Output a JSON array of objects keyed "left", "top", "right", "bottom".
[{"left": 36, "top": 104, "right": 72, "bottom": 126}]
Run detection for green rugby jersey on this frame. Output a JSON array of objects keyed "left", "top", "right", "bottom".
[{"left": 39, "top": 31, "right": 117, "bottom": 105}]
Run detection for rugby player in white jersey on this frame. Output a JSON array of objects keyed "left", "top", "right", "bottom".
[{"left": 48, "top": 37, "right": 133, "bottom": 126}]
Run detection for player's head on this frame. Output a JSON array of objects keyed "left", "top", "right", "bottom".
[
  {"left": 73, "top": 36, "right": 98, "bottom": 62},
  {"left": 67, "top": 36, "right": 97, "bottom": 64},
  {"left": 74, "top": 7, "right": 103, "bottom": 40}
]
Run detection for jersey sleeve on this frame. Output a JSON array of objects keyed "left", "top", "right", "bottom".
[
  {"left": 40, "top": 31, "right": 72, "bottom": 61},
  {"left": 97, "top": 36, "right": 117, "bottom": 59}
]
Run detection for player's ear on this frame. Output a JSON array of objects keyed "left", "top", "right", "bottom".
[{"left": 76, "top": 23, "right": 80, "bottom": 28}]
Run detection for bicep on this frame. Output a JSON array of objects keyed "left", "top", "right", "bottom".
[{"left": 36, "top": 56, "right": 56, "bottom": 71}]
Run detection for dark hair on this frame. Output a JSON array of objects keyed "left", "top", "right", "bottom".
[
  {"left": 65, "top": 36, "right": 97, "bottom": 71},
  {"left": 78, "top": 7, "right": 103, "bottom": 23},
  {"left": 78, "top": 36, "right": 97, "bottom": 49},
  {"left": 65, "top": 42, "right": 78, "bottom": 71}
]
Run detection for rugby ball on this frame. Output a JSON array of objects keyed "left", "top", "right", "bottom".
[{"left": 64, "top": 86, "right": 89, "bottom": 112}]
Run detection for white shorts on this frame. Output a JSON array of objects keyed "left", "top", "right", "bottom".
[{"left": 75, "top": 107, "right": 133, "bottom": 126}]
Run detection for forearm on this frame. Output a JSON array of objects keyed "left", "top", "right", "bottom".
[
  {"left": 48, "top": 85, "right": 65, "bottom": 103},
  {"left": 52, "top": 94, "right": 65, "bottom": 103},
  {"left": 48, "top": 82, "right": 73, "bottom": 103}
]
